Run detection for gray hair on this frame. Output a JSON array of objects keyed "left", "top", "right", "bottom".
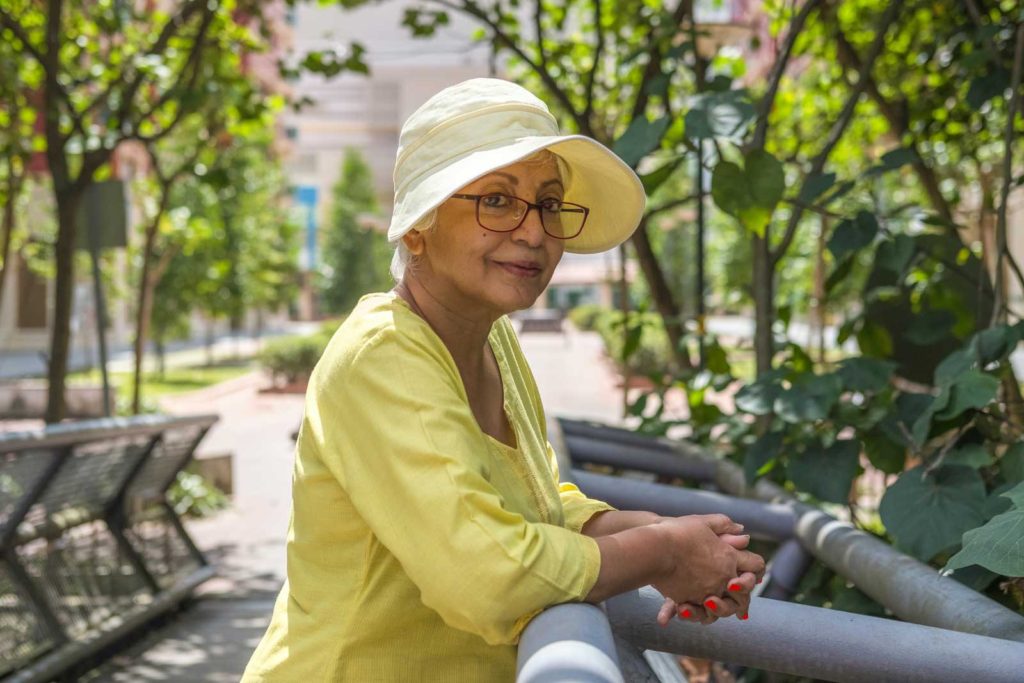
[{"left": 390, "top": 149, "right": 571, "bottom": 282}]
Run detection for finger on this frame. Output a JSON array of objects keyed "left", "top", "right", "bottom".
[
  {"left": 702, "top": 595, "right": 739, "bottom": 619},
  {"left": 694, "top": 513, "right": 743, "bottom": 535},
  {"left": 726, "top": 572, "right": 757, "bottom": 595},
  {"left": 720, "top": 533, "right": 750, "bottom": 550},
  {"left": 657, "top": 598, "right": 677, "bottom": 627},
  {"left": 676, "top": 602, "right": 703, "bottom": 622},
  {"left": 736, "top": 549, "right": 767, "bottom": 577}
]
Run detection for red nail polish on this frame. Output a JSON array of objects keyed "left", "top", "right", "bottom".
[
  {"left": 741, "top": 613, "right": 749, "bottom": 620},
  {"left": 680, "top": 608, "right": 692, "bottom": 618},
  {"left": 704, "top": 600, "right": 716, "bottom": 610},
  {"left": 728, "top": 583, "right": 741, "bottom": 591}
]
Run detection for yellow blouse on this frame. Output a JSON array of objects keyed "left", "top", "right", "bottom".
[{"left": 242, "top": 292, "right": 614, "bottom": 682}]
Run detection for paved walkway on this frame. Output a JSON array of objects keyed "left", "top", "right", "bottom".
[{"left": 93, "top": 324, "right": 626, "bottom": 681}]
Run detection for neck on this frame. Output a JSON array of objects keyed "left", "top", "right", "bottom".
[{"left": 395, "top": 276, "right": 497, "bottom": 370}]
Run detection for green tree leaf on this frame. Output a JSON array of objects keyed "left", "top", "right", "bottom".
[
  {"left": 683, "top": 90, "right": 754, "bottom": 140},
  {"left": 613, "top": 115, "right": 671, "bottom": 167},
  {"left": 945, "top": 482, "right": 1024, "bottom": 577},
  {"left": 745, "top": 149, "right": 785, "bottom": 207},
  {"left": 1001, "top": 443, "right": 1024, "bottom": 484},
  {"left": 934, "top": 371, "right": 999, "bottom": 421},
  {"left": 744, "top": 431, "right": 783, "bottom": 485},
  {"left": 827, "top": 211, "right": 878, "bottom": 260},
  {"left": 879, "top": 465, "right": 988, "bottom": 561},
  {"left": 774, "top": 373, "right": 842, "bottom": 423},
  {"left": 837, "top": 357, "right": 895, "bottom": 393},
  {"left": 862, "top": 430, "right": 906, "bottom": 474},
  {"left": 944, "top": 444, "right": 993, "bottom": 469},
  {"left": 787, "top": 439, "right": 861, "bottom": 504}
]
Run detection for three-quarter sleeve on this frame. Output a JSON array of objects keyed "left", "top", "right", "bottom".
[
  {"left": 544, "top": 442, "right": 617, "bottom": 533},
  {"left": 305, "top": 324, "right": 601, "bottom": 646}
]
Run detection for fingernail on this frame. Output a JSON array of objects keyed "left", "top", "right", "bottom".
[
  {"left": 741, "top": 613, "right": 749, "bottom": 620},
  {"left": 680, "top": 608, "right": 692, "bottom": 618},
  {"left": 756, "top": 578, "right": 763, "bottom": 584},
  {"left": 704, "top": 600, "right": 716, "bottom": 611},
  {"left": 728, "top": 583, "right": 741, "bottom": 592}
]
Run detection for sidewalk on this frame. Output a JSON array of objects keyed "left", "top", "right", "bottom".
[{"left": 92, "top": 323, "right": 626, "bottom": 681}]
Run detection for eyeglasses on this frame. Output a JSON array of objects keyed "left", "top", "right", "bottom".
[{"left": 450, "top": 193, "right": 589, "bottom": 240}]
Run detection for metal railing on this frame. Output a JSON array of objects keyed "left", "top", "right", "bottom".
[
  {"left": 0, "top": 414, "right": 218, "bottom": 682},
  {"left": 516, "top": 418, "right": 1024, "bottom": 683}
]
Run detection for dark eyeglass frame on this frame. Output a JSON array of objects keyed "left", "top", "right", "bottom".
[{"left": 450, "top": 193, "right": 590, "bottom": 240}]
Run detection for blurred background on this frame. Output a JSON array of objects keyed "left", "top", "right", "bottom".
[{"left": 1, "top": 0, "right": 1023, "bottom": 681}]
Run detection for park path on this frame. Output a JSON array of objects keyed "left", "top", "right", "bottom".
[{"left": 93, "top": 323, "right": 626, "bottom": 681}]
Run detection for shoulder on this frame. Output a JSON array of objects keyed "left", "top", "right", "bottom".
[{"left": 311, "top": 292, "right": 458, "bottom": 393}]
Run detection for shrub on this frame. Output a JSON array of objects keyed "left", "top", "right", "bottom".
[
  {"left": 259, "top": 333, "right": 330, "bottom": 384},
  {"left": 567, "top": 303, "right": 605, "bottom": 332}
]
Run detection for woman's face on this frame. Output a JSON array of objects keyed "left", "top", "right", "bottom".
[{"left": 405, "top": 154, "right": 567, "bottom": 320}]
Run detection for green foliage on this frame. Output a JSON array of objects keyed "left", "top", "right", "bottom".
[
  {"left": 168, "top": 470, "right": 229, "bottom": 518},
  {"left": 259, "top": 328, "right": 334, "bottom": 385},
  {"left": 566, "top": 303, "right": 605, "bottom": 331},
  {"left": 319, "top": 149, "right": 392, "bottom": 314}
]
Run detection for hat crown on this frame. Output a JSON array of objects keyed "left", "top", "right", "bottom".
[{"left": 394, "top": 79, "right": 560, "bottom": 191}]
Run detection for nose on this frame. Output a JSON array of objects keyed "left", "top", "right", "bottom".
[{"left": 512, "top": 205, "right": 546, "bottom": 247}]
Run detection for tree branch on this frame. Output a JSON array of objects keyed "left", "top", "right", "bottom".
[
  {"left": 629, "top": 0, "right": 691, "bottom": 123},
  {"left": 771, "top": 0, "right": 903, "bottom": 268},
  {"left": 0, "top": 8, "right": 47, "bottom": 65},
  {"left": 990, "top": 22, "right": 1023, "bottom": 327},
  {"left": 114, "top": 0, "right": 209, "bottom": 136},
  {"left": 582, "top": 0, "right": 605, "bottom": 126},
  {"left": 752, "top": 0, "right": 822, "bottom": 150},
  {"left": 431, "top": 0, "right": 586, "bottom": 133},
  {"left": 646, "top": 193, "right": 697, "bottom": 219}
]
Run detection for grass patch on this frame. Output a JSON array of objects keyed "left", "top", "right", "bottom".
[{"left": 69, "top": 362, "right": 254, "bottom": 400}]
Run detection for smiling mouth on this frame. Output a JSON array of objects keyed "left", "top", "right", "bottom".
[{"left": 496, "top": 261, "right": 543, "bottom": 277}]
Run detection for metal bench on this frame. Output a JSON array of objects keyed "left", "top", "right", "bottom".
[
  {"left": 0, "top": 414, "right": 218, "bottom": 682},
  {"left": 517, "top": 418, "right": 1024, "bottom": 683}
]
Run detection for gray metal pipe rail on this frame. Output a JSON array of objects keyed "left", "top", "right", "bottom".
[
  {"left": 572, "top": 469, "right": 798, "bottom": 541},
  {"left": 607, "top": 587, "right": 1024, "bottom": 683},
  {"left": 565, "top": 434, "right": 718, "bottom": 482},
  {"left": 516, "top": 603, "right": 623, "bottom": 683},
  {"left": 795, "top": 509, "right": 1024, "bottom": 642}
]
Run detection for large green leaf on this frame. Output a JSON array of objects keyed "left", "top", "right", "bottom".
[
  {"left": 945, "top": 482, "right": 1024, "bottom": 576},
  {"left": 613, "top": 115, "right": 672, "bottom": 168},
  {"left": 734, "top": 378, "right": 782, "bottom": 415},
  {"left": 1001, "top": 442, "right": 1024, "bottom": 484},
  {"left": 875, "top": 234, "right": 915, "bottom": 274},
  {"left": 879, "top": 465, "right": 988, "bottom": 561},
  {"left": 856, "top": 319, "right": 893, "bottom": 358},
  {"left": 798, "top": 171, "right": 836, "bottom": 204},
  {"left": 862, "top": 430, "right": 906, "bottom": 474},
  {"left": 944, "top": 444, "right": 993, "bottom": 469},
  {"left": 683, "top": 90, "right": 755, "bottom": 140},
  {"left": 746, "top": 150, "right": 785, "bottom": 207},
  {"left": 744, "top": 431, "right": 783, "bottom": 485},
  {"left": 787, "top": 439, "right": 861, "bottom": 504},
  {"left": 774, "top": 373, "right": 843, "bottom": 423},
  {"left": 837, "top": 357, "right": 895, "bottom": 393},
  {"left": 934, "top": 371, "right": 999, "bottom": 421},
  {"left": 827, "top": 211, "right": 878, "bottom": 260},
  {"left": 710, "top": 160, "right": 749, "bottom": 217}
]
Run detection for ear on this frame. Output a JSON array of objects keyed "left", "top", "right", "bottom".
[{"left": 402, "top": 229, "right": 425, "bottom": 256}]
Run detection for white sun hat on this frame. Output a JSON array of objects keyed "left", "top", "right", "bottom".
[{"left": 387, "top": 78, "right": 646, "bottom": 254}]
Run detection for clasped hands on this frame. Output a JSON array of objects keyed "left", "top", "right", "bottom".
[{"left": 651, "top": 514, "right": 765, "bottom": 626}]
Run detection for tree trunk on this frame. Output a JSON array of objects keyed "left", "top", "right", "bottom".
[
  {"left": 629, "top": 225, "right": 693, "bottom": 372},
  {"left": 813, "top": 215, "right": 828, "bottom": 363},
  {"left": 752, "top": 232, "right": 774, "bottom": 376},
  {"left": 131, "top": 220, "right": 160, "bottom": 414},
  {"left": 0, "top": 164, "right": 18, "bottom": 324},
  {"left": 45, "top": 194, "right": 79, "bottom": 423}
]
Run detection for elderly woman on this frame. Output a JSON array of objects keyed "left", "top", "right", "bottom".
[{"left": 243, "top": 79, "right": 764, "bottom": 682}]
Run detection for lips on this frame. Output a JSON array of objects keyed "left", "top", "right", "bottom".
[{"left": 496, "top": 260, "right": 543, "bottom": 277}]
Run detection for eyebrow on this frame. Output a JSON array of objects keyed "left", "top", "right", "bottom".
[{"left": 488, "top": 172, "right": 564, "bottom": 191}]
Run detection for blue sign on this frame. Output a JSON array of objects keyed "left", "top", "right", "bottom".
[{"left": 294, "top": 185, "right": 319, "bottom": 270}]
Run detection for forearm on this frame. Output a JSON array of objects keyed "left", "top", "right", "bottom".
[
  {"left": 584, "top": 523, "right": 673, "bottom": 604},
  {"left": 580, "top": 509, "right": 663, "bottom": 537}
]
